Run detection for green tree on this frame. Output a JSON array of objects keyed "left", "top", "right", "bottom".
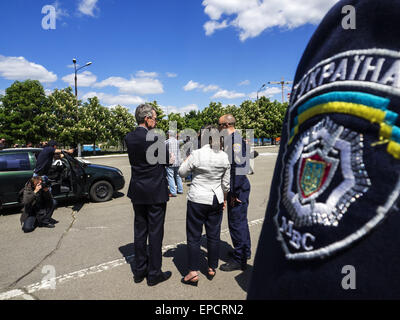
[
  {"left": 199, "top": 102, "right": 226, "bottom": 127},
  {"left": 0, "top": 80, "right": 50, "bottom": 145},
  {"left": 46, "top": 87, "right": 80, "bottom": 147},
  {"left": 148, "top": 101, "right": 169, "bottom": 132},
  {"left": 79, "top": 97, "right": 111, "bottom": 155},
  {"left": 183, "top": 110, "right": 202, "bottom": 132},
  {"left": 109, "top": 105, "right": 136, "bottom": 150}
]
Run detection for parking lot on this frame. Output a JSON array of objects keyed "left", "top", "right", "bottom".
[{"left": 0, "top": 146, "right": 279, "bottom": 300}]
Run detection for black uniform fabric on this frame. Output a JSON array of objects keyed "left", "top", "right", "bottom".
[
  {"left": 227, "top": 131, "right": 252, "bottom": 263},
  {"left": 248, "top": 0, "right": 400, "bottom": 299},
  {"left": 34, "top": 146, "right": 56, "bottom": 176}
]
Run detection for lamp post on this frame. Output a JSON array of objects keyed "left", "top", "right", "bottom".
[
  {"left": 72, "top": 58, "right": 92, "bottom": 157},
  {"left": 257, "top": 84, "right": 266, "bottom": 101}
]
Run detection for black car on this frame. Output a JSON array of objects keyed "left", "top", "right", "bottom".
[{"left": 0, "top": 148, "right": 125, "bottom": 210}]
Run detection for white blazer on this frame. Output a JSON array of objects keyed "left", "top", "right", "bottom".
[{"left": 179, "top": 144, "right": 230, "bottom": 205}]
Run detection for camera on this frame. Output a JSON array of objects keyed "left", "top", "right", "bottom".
[{"left": 41, "top": 176, "right": 52, "bottom": 188}]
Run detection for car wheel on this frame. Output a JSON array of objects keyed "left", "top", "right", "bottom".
[{"left": 90, "top": 180, "right": 114, "bottom": 202}]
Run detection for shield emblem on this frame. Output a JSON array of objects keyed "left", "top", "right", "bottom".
[
  {"left": 297, "top": 151, "right": 338, "bottom": 203},
  {"left": 299, "top": 155, "right": 331, "bottom": 199}
]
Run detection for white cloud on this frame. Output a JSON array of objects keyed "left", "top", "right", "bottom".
[
  {"left": 166, "top": 72, "right": 177, "bottom": 78},
  {"left": 136, "top": 70, "right": 158, "bottom": 78},
  {"left": 53, "top": 0, "right": 69, "bottom": 20},
  {"left": 204, "top": 19, "right": 229, "bottom": 36},
  {"left": 183, "top": 80, "right": 203, "bottom": 91},
  {"left": 239, "top": 80, "right": 250, "bottom": 86},
  {"left": 212, "top": 89, "right": 245, "bottom": 100},
  {"left": 248, "top": 87, "right": 282, "bottom": 99},
  {"left": 62, "top": 71, "right": 97, "bottom": 87},
  {"left": 202, "top": 0, "right": 339, "bottom": 41},
  {"left": 203, "top": 84, "right": 220, "bottom": 92},
  {"left": 78, "top": 0, "right": 99, "bottom": 17},
  {"left": 45, "top": 89, "right": 53, "bottom": 96},
  {"left": 82, "top": 91, "right": 145, "bottom": 106},
  {"left": 0, "top": 55, "right": 57, "bottom": 83},
  {"left": 94, "top": 76, "right": 164, "bottom": 95},
  {"left": 183, "top": 80, "right": 219, "bottom": 92},
  {"left": 161, "top": 104, "right": 199, "bottom": 115}
]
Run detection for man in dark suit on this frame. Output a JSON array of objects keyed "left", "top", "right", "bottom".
[{"left": 125, "top": 104, "right": 172, "bottom": 286}]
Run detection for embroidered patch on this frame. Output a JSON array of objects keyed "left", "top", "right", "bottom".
[
  {"left": 283, "top": 118, "right": 371, "bottom": 230},
  {"left": 273, "top": 117, "right": 396, "bottom": 260},
  {"left": 273, "top": 49, "right": 400, "bottom": 261},
  {"left": 233, "top": 143, "right": 241, "bottom": 153}
]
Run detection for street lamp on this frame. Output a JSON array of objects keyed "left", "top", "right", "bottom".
[
  {"left": 257, "top": 84, "right": 266, "bottom": 101},
  {"left": 72, "top": 58, "right": 92, "bottom": 157}
]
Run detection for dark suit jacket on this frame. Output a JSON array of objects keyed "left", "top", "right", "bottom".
[{"left": 125, "top": 126, "right": 169, "bottom": 204}]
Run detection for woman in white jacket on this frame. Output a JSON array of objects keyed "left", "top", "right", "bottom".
[{"left": 179, "top": 125, "right": 230, "bottom": 286}]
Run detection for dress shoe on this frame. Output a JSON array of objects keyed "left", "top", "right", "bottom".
[
  {"left": 133, "top": 274, "right": 146, "bottom": 283},
  {"left": 220, "top": 261, "right": 247, "bottom": 272},
  {"left": 228, "top": 251, "right": 251, "bottom": 260},
  {"left": 169, "top": 194, "right": 177, "bottom": 197},
  {"left": 147, "top": 271, "right": 172, "bottom": 286}
]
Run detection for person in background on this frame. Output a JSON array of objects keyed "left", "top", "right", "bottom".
[
  {"left": 178, "top": 125, "right": 230, "bottom": 286},
  {"left": 165, "top": 130, "right": 184, "bottom": 197},
  {"left": 21, "top": 176, "right": 57, "bottom": 232},
  {"left": 34, "top": 140, "right": 74, "bottom": 177},
  {"left": 0, "top": 138, "right": 6, "bottom": 150}
]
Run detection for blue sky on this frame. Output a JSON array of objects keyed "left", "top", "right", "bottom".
[{"left": 0, "top": 0, "right": 339, "bottom": 114}]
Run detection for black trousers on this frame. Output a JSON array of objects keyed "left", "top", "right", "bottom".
[
  {"left": 133, "top": 202, "right": 167, "bottom": 280},
  {"left": 186, "top": 196, "right": 224, "bottom": 271},
  {"left": 227, "top": 192, "right": 251, "bottom": 263},
  {"left": 22, "top": 200, "right": 56, "bottom": 232}
]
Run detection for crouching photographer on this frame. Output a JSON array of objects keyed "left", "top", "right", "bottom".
[{"left": 21, "top": 176, "right": 57, "bottom": 233}]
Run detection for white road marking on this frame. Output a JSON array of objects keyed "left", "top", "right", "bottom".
[
  {"left": 0, "top": 218, "right": 264, "bottom": 300},
  {"left": 259, "top": 153, "right": 278, "bottom": 156}
]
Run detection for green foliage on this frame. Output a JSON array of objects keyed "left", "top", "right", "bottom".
[
  {"left": 79, "top": 97, "right": 111, "bottom": 154},
  {"left": 0, "top": 80, "right": 288, "bottom": 149},
  {"left": 0, "top": 80, "right": 50, "bottom": 145},
  {"left": 109, "top": 105, "right": 136, "bottom": 147},
  {"left": 47, "top": 87, "right": 80, "bottom": 146}
]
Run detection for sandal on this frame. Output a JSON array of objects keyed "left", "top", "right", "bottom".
[
  {"left": 181, "top": 274, "right": 199, "bottom": 287},
  {"left": 207, "top": 268, "right": 216, "bottom": 281}
]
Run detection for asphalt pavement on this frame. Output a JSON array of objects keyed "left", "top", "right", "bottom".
[{"left": 0, "top": 146, "right": 279, "bottom": 300}]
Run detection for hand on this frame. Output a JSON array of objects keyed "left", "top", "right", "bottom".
[
  {"left": 34, "top": 183, "right": 42, "bottom": 193},
  {"left": 169, "top": 153, "right": 175, "bottom": 164},
  {"left": 223, "top": 200, "right": 227, "bottom": 210},
  {"left": 230, "top": 197, "right": 242, "bottom": 207}
]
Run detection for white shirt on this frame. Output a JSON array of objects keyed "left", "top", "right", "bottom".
[{"left": 179, "top": 144, "right": 230, "bottom": 205}]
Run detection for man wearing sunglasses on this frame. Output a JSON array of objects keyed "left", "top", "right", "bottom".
[
  {"left": 218, "top": 114, "right": 252, "bottom": 272},
  {"left": 125, "top": 104, "right": 171, "bottom": 287}
]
